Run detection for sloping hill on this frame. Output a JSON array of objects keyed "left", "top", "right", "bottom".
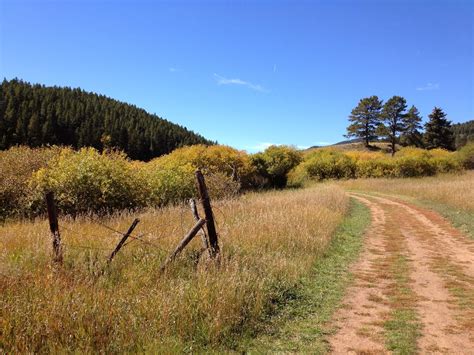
[{"left": 0, "top": 79, "right": 213, "bottom": 160}]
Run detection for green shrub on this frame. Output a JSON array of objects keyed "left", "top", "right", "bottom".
[
  {"left": 250, "top": 145, "right": 302, "bottom": 188},
  {"left": 456, "top": 142, "right": 474, "bottom": 169},
  {"left": 30, "top": 148, "right": 147, "bottom": 215},
  {"left": 297, "top": 149, "right": 356, "bottom": 181}
]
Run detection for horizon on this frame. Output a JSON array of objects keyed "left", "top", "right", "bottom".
[{"left": 1, "top": 0, "right": 473, "bottom": 152}]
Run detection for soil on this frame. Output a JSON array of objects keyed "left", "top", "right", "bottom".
[{"left": 328, "top": 193, "right": 474, "bottom": 354}]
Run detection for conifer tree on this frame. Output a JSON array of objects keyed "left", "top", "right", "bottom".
[
  {"left": 400, "top": 105, "right": 423, "bottom": 147},
  {"left": 424, "top": 107, "right": 455, "bottom": 150},
  {"left": 0, "top": 79, "right": 212, "bottom": 160},
  {"left": 345, "top": 96, "right": 383, "bottom": 147},
  {"left": 379, "top": 96, "right": 407, "bottom": 156}
]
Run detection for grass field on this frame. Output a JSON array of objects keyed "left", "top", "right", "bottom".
[
  {"left": 338, "top": 171, "right": 474, "bottom": 237},
  {"left": 0, "top": 184, "right": 348, "bottom": 352}
]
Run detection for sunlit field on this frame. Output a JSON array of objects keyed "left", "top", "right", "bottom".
[
  {"left": 0, "top": 185, "right": 348, "bottom": 352},
  {"left": 339, "top": 171, "right": 474, "bottom": 212}
]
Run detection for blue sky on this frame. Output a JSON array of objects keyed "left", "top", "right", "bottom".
[{"left": 1, "top": 0, "right": 473, "bottom": 152}]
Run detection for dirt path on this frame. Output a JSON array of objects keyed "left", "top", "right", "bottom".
[{"left": 329, "top": 193, "right": 474, "bottom": 354}]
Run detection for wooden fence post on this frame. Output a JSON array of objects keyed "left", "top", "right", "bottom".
[
  {"left": 45, "top": 192, "right": 63, "bottom": 264},
  {"left": 160, "top": 218, "right": 206, "bottom": 272},
  {"left": 108, "top": 218, "right": 140, "bottom": 263},
  {"left": 195, "top": 170, "right": 219, "bottom": 257},
  {"left": 189, "top": 198, "right": 210, "bottom": 253}
]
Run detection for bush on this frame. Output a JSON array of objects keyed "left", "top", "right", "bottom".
[
  {"left": 250, "top": 145, "right": 302, "bottom": 188},
  {"left": 143, "top": 145, "right": 252, "bottom": 205},
  {"left": 295, "top": 149, "right": 356, "bottom": 182},
  {"left": 456, "top": 142, "right": 474, "bottom": 169},
  {"left": 0, "top": 146, "right": 60, "bottom": 220},
  {"left": 289, "top": 146, "right": 463, "bottom": 184},
  {"left": 30, "top": 148, "right": 148, "bottom": 215}
]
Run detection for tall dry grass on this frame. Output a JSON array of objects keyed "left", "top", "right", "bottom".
[
  {"left": 339, "top": 171, "right": 474, "bottom": 212},
  {"left": 0, "top": 184, "right": 348, "bottom": 352}
]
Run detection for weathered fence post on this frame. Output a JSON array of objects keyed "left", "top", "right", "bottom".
[
  {"left": 160, "top": 218, "right": 206, "bottom": 272},
  {"left": 45, "top": 192, "right": 63, "bottom": 264},
  {"left": 108, "top": 218, "right": 140, "bottom": 263},
  {"left": 195, "top": 170, "right": 219, "bottom": 257},
  {"left": 189, "top": 198, "right": 210, "bottom": 253}
]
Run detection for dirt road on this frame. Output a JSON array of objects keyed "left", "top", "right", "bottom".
[{"left": 329, "top": 193, "right": 474, "bottom": 354}]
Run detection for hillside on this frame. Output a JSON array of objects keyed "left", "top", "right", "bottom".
[
  {"left": 0, "top": 79, "right": 213, "bottom": 160},
  {"left": 452, "top": 119, "right": 474, "bottom": 148}
]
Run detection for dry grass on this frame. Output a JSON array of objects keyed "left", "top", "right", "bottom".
[
  {"left": 0, "top": 184, "right": 348, "bottom": 352},
  {"left": 338, "top": 171, "right": 474, "bottom": 212}
]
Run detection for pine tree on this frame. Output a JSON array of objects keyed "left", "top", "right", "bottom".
[
  {"left": 379, "top": 96, "right": 407, "bottom": 156},
  {"left": 400, "top": 105, "right": 423, "bottom": 147},
  {"left": 345, "top": 96, "right": 383, "bottom": 147},
  {"left": 424, "top": 107, "right": 455, "bottom": 150}
]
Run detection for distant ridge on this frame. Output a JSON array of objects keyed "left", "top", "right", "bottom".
[{"left": 0, "top": 78, "right": 213, "bottom": 160}]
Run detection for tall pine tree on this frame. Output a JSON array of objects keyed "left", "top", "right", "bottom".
[
  {"left": 424, "top": 107, "right": 455, "bottom": 150},
  {"left": 345, "top": 96, "right": 383, "bottom": 147},
  {"left": 379, "top": 96, "right": 407, "bottom": 156},
  {"left": 400, "top": 105, "right": 423, "bottom": 147}
]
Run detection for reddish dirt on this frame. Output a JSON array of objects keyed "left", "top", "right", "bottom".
[{"left": 328, "top": 193, "right": 474, "bottom": 354}]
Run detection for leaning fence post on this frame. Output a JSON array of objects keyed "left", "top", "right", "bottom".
[
  {"left": 195, "top": 169, "right": 219, "bottom": 257},
  {"left": 160, "top": 218, "right": 206, "bottom": 272},
  {"left": 189, "top": 198, "right": 210, "bottom": 254},
  {"left": 45, "top": 192, "right": 63, "bottom": 264},
  {"left": 108, "top": 218, "right": 140, "bottom": 263}
]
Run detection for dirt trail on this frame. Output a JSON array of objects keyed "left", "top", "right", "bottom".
[{"left": 328, "top": 193, "right": 474, "bottom": 354}]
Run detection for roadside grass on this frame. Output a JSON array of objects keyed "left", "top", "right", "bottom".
[{"left": 243, "top": 199, "right": 371, "bottom": 353}]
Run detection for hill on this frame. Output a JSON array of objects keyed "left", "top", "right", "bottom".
[
  {"left": 0, "top": 79, "right": 213, "bottom": 160},
  {"left": 452, "top": 120, "right": 474, "bottom": 148}
]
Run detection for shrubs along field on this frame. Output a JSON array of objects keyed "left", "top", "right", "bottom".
[
  {"left": 288, "top": 145, "right": 472, "bottom": 187},
  {"left": 0, "top": 143, "right": 473, "bottom": 220},
  {"left": 0, "top": 185, "right": 348, "bottom": 352}
]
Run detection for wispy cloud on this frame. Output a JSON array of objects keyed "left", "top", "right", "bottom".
[
  {"left": 213, "top": 73, "right": 267, "bottom": 92},
  {"left": 416, "top": 82, "right": 440, "bottom": 91},
  {"left": 169, "top": 67, "right": 180, "bottom": 72},
  {"left": 273, "top": 64, "right": 277, "bottom": 73}
]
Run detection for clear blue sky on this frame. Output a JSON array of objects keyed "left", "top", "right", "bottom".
[{"left": 1, "top": 0, "right": 473, "bottom": 151}]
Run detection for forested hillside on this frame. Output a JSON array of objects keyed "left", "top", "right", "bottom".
[
  {"left": 452, "top": 120, "right": 474, "bottom": 148},
  {"left": 0, "top": 79, "right": 213, "bottom": 160}
]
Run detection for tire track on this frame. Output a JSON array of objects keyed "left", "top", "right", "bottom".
[{"left": 328, "top": 193, "right": 474, "bottom": 354}]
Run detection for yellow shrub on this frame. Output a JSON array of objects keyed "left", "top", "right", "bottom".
[
  {"left": 30, "top": 148, "right": 147, "bottom": 214},
  {"left": 292, "top": 149, "right": 356, "bottom": 182},
  {"left": 144, "top": 145, "right": 252, "bottom": 205},
  {"left": 0, "top": 146, "right": 61, "bottom": 219},
  {"left": 456, "top": 142, "right": 474, "bottom": 169}
]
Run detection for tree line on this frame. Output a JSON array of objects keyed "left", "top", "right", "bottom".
[
  {"left": 452, "top": 120, "right": 474, "bottom": 148},
  {"left": 0, "top": 78, "right": 213, "bottom": 160},
  {"left": 345, "top": 95, "right": 457, "bottom": 155}
]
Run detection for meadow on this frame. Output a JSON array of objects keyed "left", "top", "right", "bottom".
[
  {"left": 1, "top": 143, "right": 473, "bottom": 352},
  {"left": 0, "top": 185, "right": 348, "bottom": 352}
]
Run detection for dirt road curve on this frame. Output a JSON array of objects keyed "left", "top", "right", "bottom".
[{"left": 329, "top": 193, "right": 474, "bottom": 354}]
